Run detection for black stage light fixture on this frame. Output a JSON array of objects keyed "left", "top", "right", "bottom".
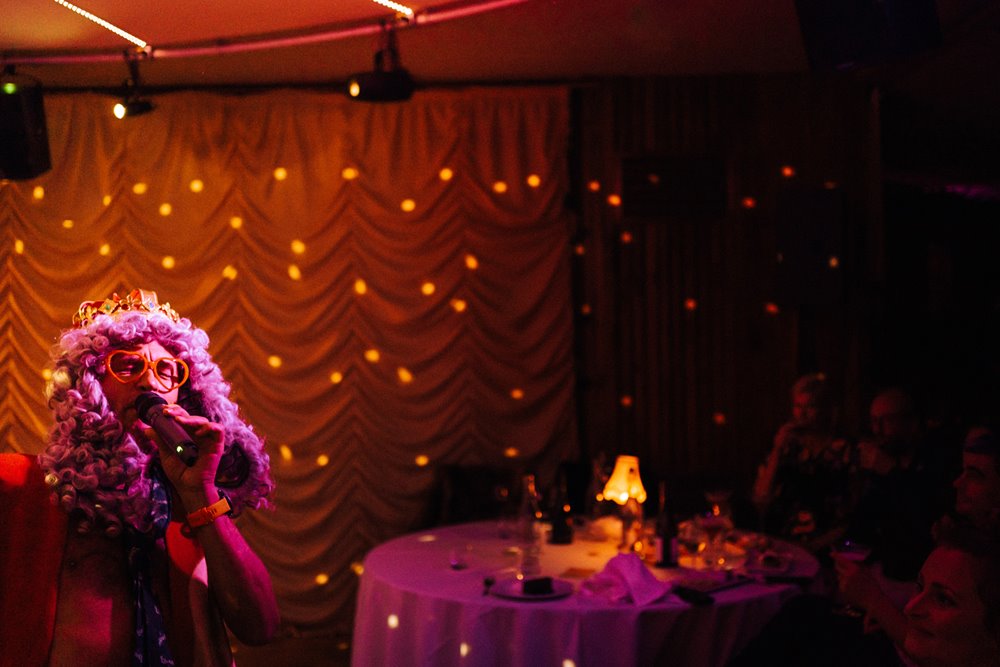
[
  {"left": 0, "top": 66, "right": 52, "bottom": 180},
  {"left": 347, "top": 22, "right": 414, "bottom": 102},
  {"left": 114, "top": 98, "right": 154, "bottom": 119},
  {"left": 114, "top": 48, "right": 155, "bottom": 119}
]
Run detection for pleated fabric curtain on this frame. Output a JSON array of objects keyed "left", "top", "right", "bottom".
[
  {"left": 573, "top": 76, "right": 880, "bottom": 507},
  {"left": 0, "top": 87, "right": 577, "bottom": 634}
]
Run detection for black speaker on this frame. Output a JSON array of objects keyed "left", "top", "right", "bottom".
[
  {"left": 0, "top": 74, "right": 52, "bottom": 181},
  {"left": 622, "top": 155, "right": 728, "bottom": 219},
  {"left": 795, "top": 0, "right": 942, "bottom": 71}
]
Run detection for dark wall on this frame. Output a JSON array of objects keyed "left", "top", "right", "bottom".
[{"left": 872, "top": 183, "right": 1000, "bottom": 429}]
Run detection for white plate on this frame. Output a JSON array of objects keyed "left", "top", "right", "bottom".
[{"left": 490, "top": 578, "right": 574, "bottom": 601}]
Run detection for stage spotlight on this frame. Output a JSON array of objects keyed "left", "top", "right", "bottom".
[
  {"left": 0, "top": 66, "right": 52, "bottom": 180},
  {"left": 346, "top": 22, "right": 414, "bottom": 102},
  {"left": 114, "top": 48, "right": 155, "bottom": 119},
  {"left": 113, "top": 98, "right": 154, "bottom": 119}
]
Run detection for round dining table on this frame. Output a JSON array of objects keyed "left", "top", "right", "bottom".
[{"left": 351, "top": 520, "right": 818, "bottom": 667}]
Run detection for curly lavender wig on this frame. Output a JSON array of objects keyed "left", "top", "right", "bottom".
[{"left": 38, "top": 307, "right": 273, "bottom": 536}]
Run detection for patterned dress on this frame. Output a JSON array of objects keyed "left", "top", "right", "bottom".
[{"left": 760, "top": 426, "right": 858, "bottom": 545}]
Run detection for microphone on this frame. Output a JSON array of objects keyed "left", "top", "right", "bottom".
[{"left": 135, "top": 392, "right": 198, "bottom": 466}]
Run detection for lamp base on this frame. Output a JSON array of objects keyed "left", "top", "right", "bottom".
[{"left": 618, "top": 497, "right": 645, "bottom": 553}]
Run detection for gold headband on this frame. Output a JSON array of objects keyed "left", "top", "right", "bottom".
[{"left": 73, "top": 289, "right": 181, "bottom": 329}]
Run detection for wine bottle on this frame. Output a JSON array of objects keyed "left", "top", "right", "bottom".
[
  {"left": 653, "top": 481, "right": 679, "bottom": 567},
  {"left": 517, "top": 474, "right": 543, "bottom": 575},
  {"left": 549, "top": 467, "right": 574, "bottom": 545}
]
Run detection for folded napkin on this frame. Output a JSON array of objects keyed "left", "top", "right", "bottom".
[{"left": 579, "top": 553, "right": 673, "bottom": 605}]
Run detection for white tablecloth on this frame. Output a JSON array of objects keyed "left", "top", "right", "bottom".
[{"left": 352, "top": 521, "right": 817, "bottom": 667}]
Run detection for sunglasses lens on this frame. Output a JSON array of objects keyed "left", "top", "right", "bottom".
[
  {"left": 109, "top": 352, "right": 146, "bottom": 380},
  {"left": 153, "top": 358, "right": 185, "bottom": 388}
]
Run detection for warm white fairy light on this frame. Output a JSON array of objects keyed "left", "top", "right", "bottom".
[
  {"left": 370, "top": 0, "right": 414, "bottom": 17},
  {"left": 52, "top": 0, "right": 148, "bottom": 48}
]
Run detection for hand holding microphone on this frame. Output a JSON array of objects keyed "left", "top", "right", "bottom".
[{"left": 135, "top": 391, "right": 199, "bottom": 466}]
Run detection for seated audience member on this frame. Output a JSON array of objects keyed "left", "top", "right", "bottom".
[
  {"left": 846, "top": 387, "right": 942, "bottom": 582},
  {"left": 730, "top": 511, "right": 1000, "bottom": 666},
  {"left": 858, "top": 387, "right": 923, "bottom": 475},
  {"left": 834, "top": 426, "right": 1000, "bottom": 650},
  {"left": 862, "top": 387, "right": 958, "bottom": 509},
  {"left": 733, "top": 428, "right": 1000, "bottom": 666},
  {"left": 752, "top": 374, "right": 855, "bottom": 550},
  {"left": 900, "top": 518, "right": 1000, "bottom": 667},
  {"left": 953, "top": 426, "right": 1000, "bottom": 528}
]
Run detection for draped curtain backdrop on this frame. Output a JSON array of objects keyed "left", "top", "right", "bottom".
[{"left": 0, "top": 88, "right": 577, "bottom": 635}]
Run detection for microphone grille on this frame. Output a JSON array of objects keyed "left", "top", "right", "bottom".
[{"left": 134, "top": 391, "right": 167, "bottom": 420}]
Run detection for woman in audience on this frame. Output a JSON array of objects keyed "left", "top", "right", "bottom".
[
  {"left": 833, "top": 426, "right": 1000, "bottom": 659},
  {"left": 730, "top": 512, "right": 1000, "bottom": 666},
  {"left": 732, "top": 424, "right": 1000, "bottom": 666},
  {"left": 900, "top": 517, "right": 1000, "bottom": 666},
  {"left": 753, "top": 373, "right": 856, "bottom": 550}
]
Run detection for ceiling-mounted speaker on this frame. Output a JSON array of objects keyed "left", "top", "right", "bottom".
[
  {"left": 795, "top": 0, "right": 942, "bottom": 71},
  {"left": 0, "top": 71, "right": 52, "bottom": 180}
]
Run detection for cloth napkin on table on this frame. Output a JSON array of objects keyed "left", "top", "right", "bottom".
[{"left": 579, "top": 553, "right": 673, "bottom": 605}]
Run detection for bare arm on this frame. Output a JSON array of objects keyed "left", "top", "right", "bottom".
[
  {"left": 753, "top": 424, "right": 793, "bottom": 508},
  {"left": 149, "top": 409, "right": 280, "bottom": 645},
  {"left": 833, "top": 554, "right": 909, "bottom": 647},
  {"left": 175, "top": 484, "right": 280, "bottom": 645}
]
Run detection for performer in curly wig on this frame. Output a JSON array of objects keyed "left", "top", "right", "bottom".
[{"left": 0, "top": 289, "right": 279, "bottom": 667}]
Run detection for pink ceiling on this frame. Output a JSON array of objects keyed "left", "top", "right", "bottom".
[
  {"left": 1, "top": 0, "right": 997, "bottom": 156},
  {"left": 3, "top": 0, "right": 811, "bottom": 88}
]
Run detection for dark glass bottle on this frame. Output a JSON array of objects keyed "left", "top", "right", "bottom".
[
  {"left": 517, "top": 474, "right": 543, "bottom": 575},
  {"left": 549, "top": 468, "right": 574, "bottom": 545},
  {"left": 653, "top": 481, "right": 679, "bottom": 567}
]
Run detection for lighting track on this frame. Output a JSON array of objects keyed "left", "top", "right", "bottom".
[
  {"left": 2, "top": 0, "right": 531, "bottom": 67},
  {"left": 52, "top": 0, "right": 148, "bottom": 49}
]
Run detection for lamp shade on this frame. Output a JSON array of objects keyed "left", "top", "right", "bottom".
[{"left": 602, "top": 455, "right": 647, "bottom": 505}]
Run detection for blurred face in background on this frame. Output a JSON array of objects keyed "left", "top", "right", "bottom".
[
  {"left": 954, "top": 452, "right": 1000, "bottom": 526},
  {"left": 791, "top": 391, "right": 821, "bottom": 429},
  {"left": 903, "top": 546, "right": 1000, "bottom": 667},
  {"left": 869, "top": 390, "right": 920, "bottom": 455}
]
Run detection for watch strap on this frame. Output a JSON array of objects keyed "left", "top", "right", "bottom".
[{"left": 186, "top": 494, "right": 232, "bottom": 527}]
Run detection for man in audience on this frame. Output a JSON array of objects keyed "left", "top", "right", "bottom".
[
  {"left": 860, "top": 388, "right": 923, "bottom": 475},
  {"left": 847, "top": 387, "right": 942, "bottom": 582},
  {"left": 953, "top": 426, "right": 1000, "bottom": 527}
]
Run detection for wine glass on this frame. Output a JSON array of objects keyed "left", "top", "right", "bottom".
[
  {"left": 830, "top": 539, "right": 873, "bottom": 616},
  {"left": 697, "top": 512, "right": 729, "bottom": 569},
  {"left": 704, "top": 489, "right": 733, "bottom": 521},
  {"left": 494, "top": 483, "right": 516, "bottom": 539},
  {"left": 699, "top": 489, "right": 734, "bottom": 569}
]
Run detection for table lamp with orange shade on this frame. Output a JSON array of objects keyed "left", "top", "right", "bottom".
[{"left": 602, "top": 454, "right": 648, "bottom": 553}]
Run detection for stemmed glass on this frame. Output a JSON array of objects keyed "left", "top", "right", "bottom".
[
  {"left": 495, "top": 482, "right": 515, "bottom": 539},
  {"left": 698, "top": 489, "right": 734, "bottom": 569},
  {"left": 830, "top": 539, "right": 873, "bottom": 616}
]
